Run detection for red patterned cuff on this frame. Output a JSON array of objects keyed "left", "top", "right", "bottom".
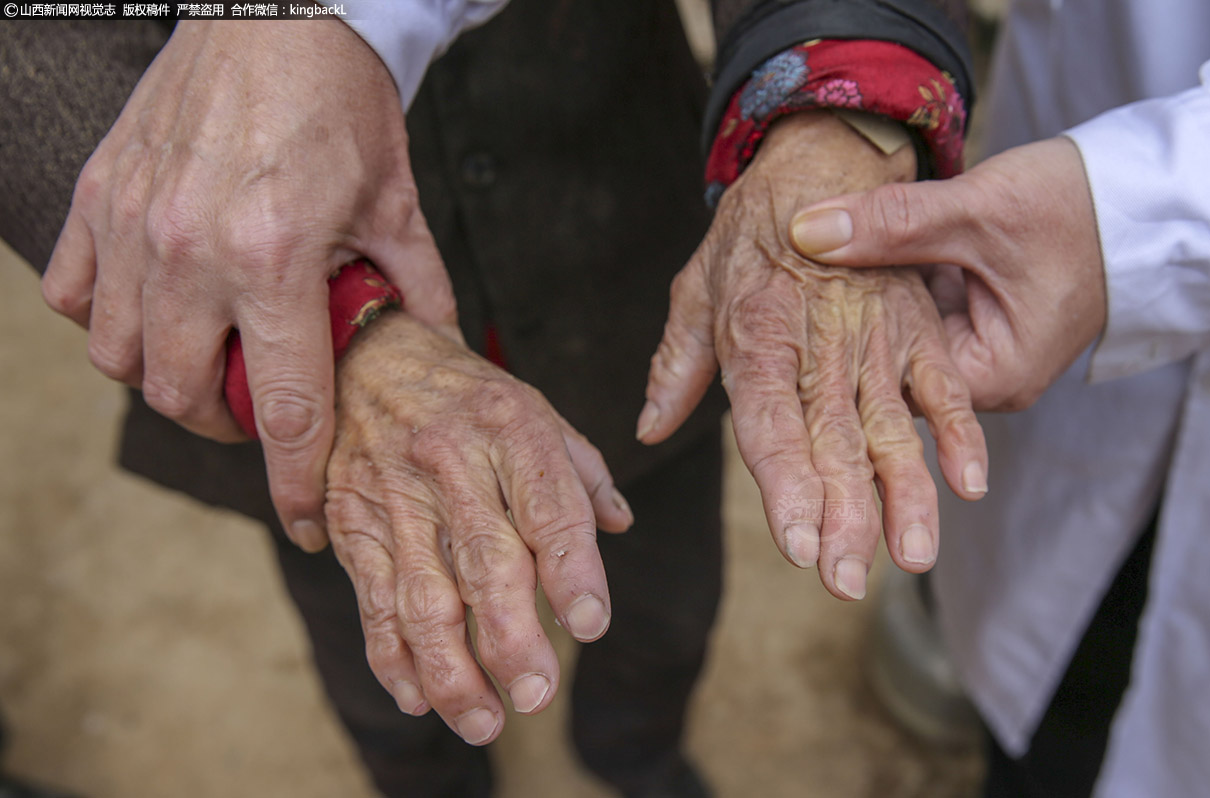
[
  {"left": 704, "top": 39, "right": 967, "bottom": 205},
  {"left": 223, "top": 259, "right": 403, "bottom": 439}
]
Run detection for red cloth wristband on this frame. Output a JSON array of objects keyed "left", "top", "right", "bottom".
[
  {"left": 223, "top": 259, "right": 403, "bottom": 438},
  {"left": 704, "top": 39, "right": 967, "bottom": 205}
]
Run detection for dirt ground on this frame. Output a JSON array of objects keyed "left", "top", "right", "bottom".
[{"left": 0, "top": 3, "right": 992, "bottom": 795}]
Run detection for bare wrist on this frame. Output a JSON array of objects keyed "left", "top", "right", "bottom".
[{"left": 761, "top": 111, "right": 918, "bottom": 189}]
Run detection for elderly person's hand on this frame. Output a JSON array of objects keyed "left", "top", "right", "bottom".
[
  {"left": 640, "top": 112, "right": 988, "bottom": 601},
  {"left": 39, "top": 20, "right": 458, "bottom": 552},
  {"left": 323, "top": 311, "right": 633, "bottom": 745},
  {"left": 789, "top": 137, "right": 1106, "bottom": 411}
]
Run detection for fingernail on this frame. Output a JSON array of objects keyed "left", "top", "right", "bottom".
[
  {"left": 784, "top": 522, "right": 820, "bottom": 569},
  {"left": 635, "top": 402, "right": 660, "bottom": 441},
  {"left": 900, "top": 524, "right": 936, "bottom": 565},
  {"left": 391, "top": 680, "right": 427, "bottom": 715},
  {"left": 291, "top": 519, "right": 327, "bottom": 552},
  {"left": 611, "top": 488, "right": 635, "bottom": 527},
  {"left": 565, "top": 594, "right": 610, "bottom": 641},
  {"left": 791, "top": 208, "right": 853, "bottom": 255},
  {"left": 834, "top": 557, "right": 868, "bottom": 600},
  {"left": 455, "top": 707, "right": 500, "bottom": 745},
  {"left": 507, "top": 673, "right": 551, "bottom": 715},
  {"left": 962, "top": 461, "right": 989, "bottom": 495}
]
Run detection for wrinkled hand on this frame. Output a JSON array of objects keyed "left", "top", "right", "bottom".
[
  {"left": 790, "top": 137, "right": 1105, "bottom": 411},
  {"left": 325, "top": 311, "right": 633, "bottom": 745},
  {"left": 640, "top": 113, "right": 987, "bottom": 601},
  {"left": 40, "top": 19, "right": 457, "bottom": 551}
]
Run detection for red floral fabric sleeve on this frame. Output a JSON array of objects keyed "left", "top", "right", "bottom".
[
  {"left": 223, "top": 259, "right": 402, "bottom": 438},
  {"left": 704, "top": 39, "right": 968, "bottom": 205}
]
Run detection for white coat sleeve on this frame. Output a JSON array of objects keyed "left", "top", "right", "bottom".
[
  {"left": 1064, "top": 61, "right": 1210, "bottom": 383},
  {"left": 322, "top": 0, "right": 510, "bottom": 111}
]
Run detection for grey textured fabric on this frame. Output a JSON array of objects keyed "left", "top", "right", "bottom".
[{"left": 0, "top": 21, "right": 172, "bottom": 272}]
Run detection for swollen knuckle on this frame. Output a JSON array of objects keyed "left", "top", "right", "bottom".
[
  {"left": 453, "top": 533, "right": 516, "bottom": 597},
  {"left": 359, "top": 580, "right": 399, "bottom": 631},
  {"left": 867, "top": 422, "right": 921, "bottom": 456},
  {"left": 409, "top": 426, "right": 461, "bottom": 472},
  {"left": 653, "top": 325, "right": 713, "bottom": 383},
  {"left": 112, "top": 182, "right": 148, "bottom": 232},
  {"left": 576, "top": 442, "right": 609, "bottom": 483},
  {"left": 387, "top": 183, "right": 422, "bottom": 222},
  {"left": 416, "top": 662, "right": 465, "bottom": 706},
  {"left": 397, "top": 571, "right": 464, "bottom": 632},
  {"left": 731, "top": 399, "right": 798, "bottom": 445},
  {"left": 667, "top": 265, "right": 705, "bottom": 310},
  {"left": 470, "top": 379, "right": 532, "bottom": 421},
  {"left": 861, "top": 390, "right": 909, "bottom": 423},
  {"left": 733, "top": 291, "right": 793, "bottom": 337},
  {"left": 73, "top": 160, "right": 105, "bottom": 208},
  {"left": 273, "top": 486, "right": 324, "bottom": 525},
  {"left": 87, "top": 335, "right": 138, "bottom": 381},
  {"left": 146, "top": 198, "right": 205, "bottom": 265},
  {"left": 256, "top": 387, "right": 323, "bottom": 447},
  {"left": 364, "top": 632, "right": 405, "bottom": 679},
  {"left": 141, "top": 373, "right": 198, "bottom": 420},
  {"left": 812, "top": 415, "right": 871, "bottom": 463},
  {"left": 526, "top": 513, "right": 596, "bottom": 553},
  {"left": 860, "top": 389, "right": 912, "bottom": 427},
  {"left": 935, "top": 407, "right": 980, "bottom": 452},
  {"left": 649, "top": 338, "right": 686, "bottom": 385},
  {"left": 922, "top": 367, "right": 973, "bottom": 416},
  {"left": 747, "top": 441, "right": 804, "bottom": 480},
  {"left": 41, "top": 274, "right": 85, "bottom": 316},
  {"left": 864, "top": 416, "right": 920, "bottom": 455},
  {"left": 225, "top": 222, "right": 298, "bottom": 280},
  {"left": 476, "top": 621, "right": 532, "bottom": 672}
]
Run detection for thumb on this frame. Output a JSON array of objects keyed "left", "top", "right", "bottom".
[
  {"left": 240, "top": 284, "right": 335, "bottom": 554},
  {"left": 636, "top": 253, "right": 718, "bottom": 445},
  {"left": 789, "top": 180, "right": 974, "bottom": 268}
]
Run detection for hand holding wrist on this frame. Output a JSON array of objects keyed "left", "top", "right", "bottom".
[{"left": 789, "top": 137, "right": 1106, "bottom": 411}]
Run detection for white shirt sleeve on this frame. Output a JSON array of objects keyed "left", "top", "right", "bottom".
[
  {"left": 1065, "top": 61, "right": 1210, "bottom": 383},
  {"left": 322, "top": 0, "right": 510, "bottom": 111}
]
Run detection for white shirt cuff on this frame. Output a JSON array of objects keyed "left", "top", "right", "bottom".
[
  {"left": 1066, "top": 62, "right": 1210, "bottom": 383},
  {"left": 324, "top": 0, "right": 509, "bottom": 111}
]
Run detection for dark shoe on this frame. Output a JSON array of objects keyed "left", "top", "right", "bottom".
[
  {"left": 623, "top": 757, "right": 711, "bottom": 798},
  {"left": 0, "top": 773, "right": 80, "bottom": 798}
]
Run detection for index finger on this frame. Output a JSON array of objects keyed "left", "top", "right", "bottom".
[
  {"left": 719, "top": 290, "right": 825, "bottom": 571},
  {"left": 492, "top": 408, "right": 612, "bottom": 644}
]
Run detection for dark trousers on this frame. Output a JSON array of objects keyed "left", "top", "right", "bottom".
[
  {"left": 268, "top": 430, "right": 723, "bottom": 797},
  {"left": 982, "top": 513, "right": 1157, "bottom": 798}
]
